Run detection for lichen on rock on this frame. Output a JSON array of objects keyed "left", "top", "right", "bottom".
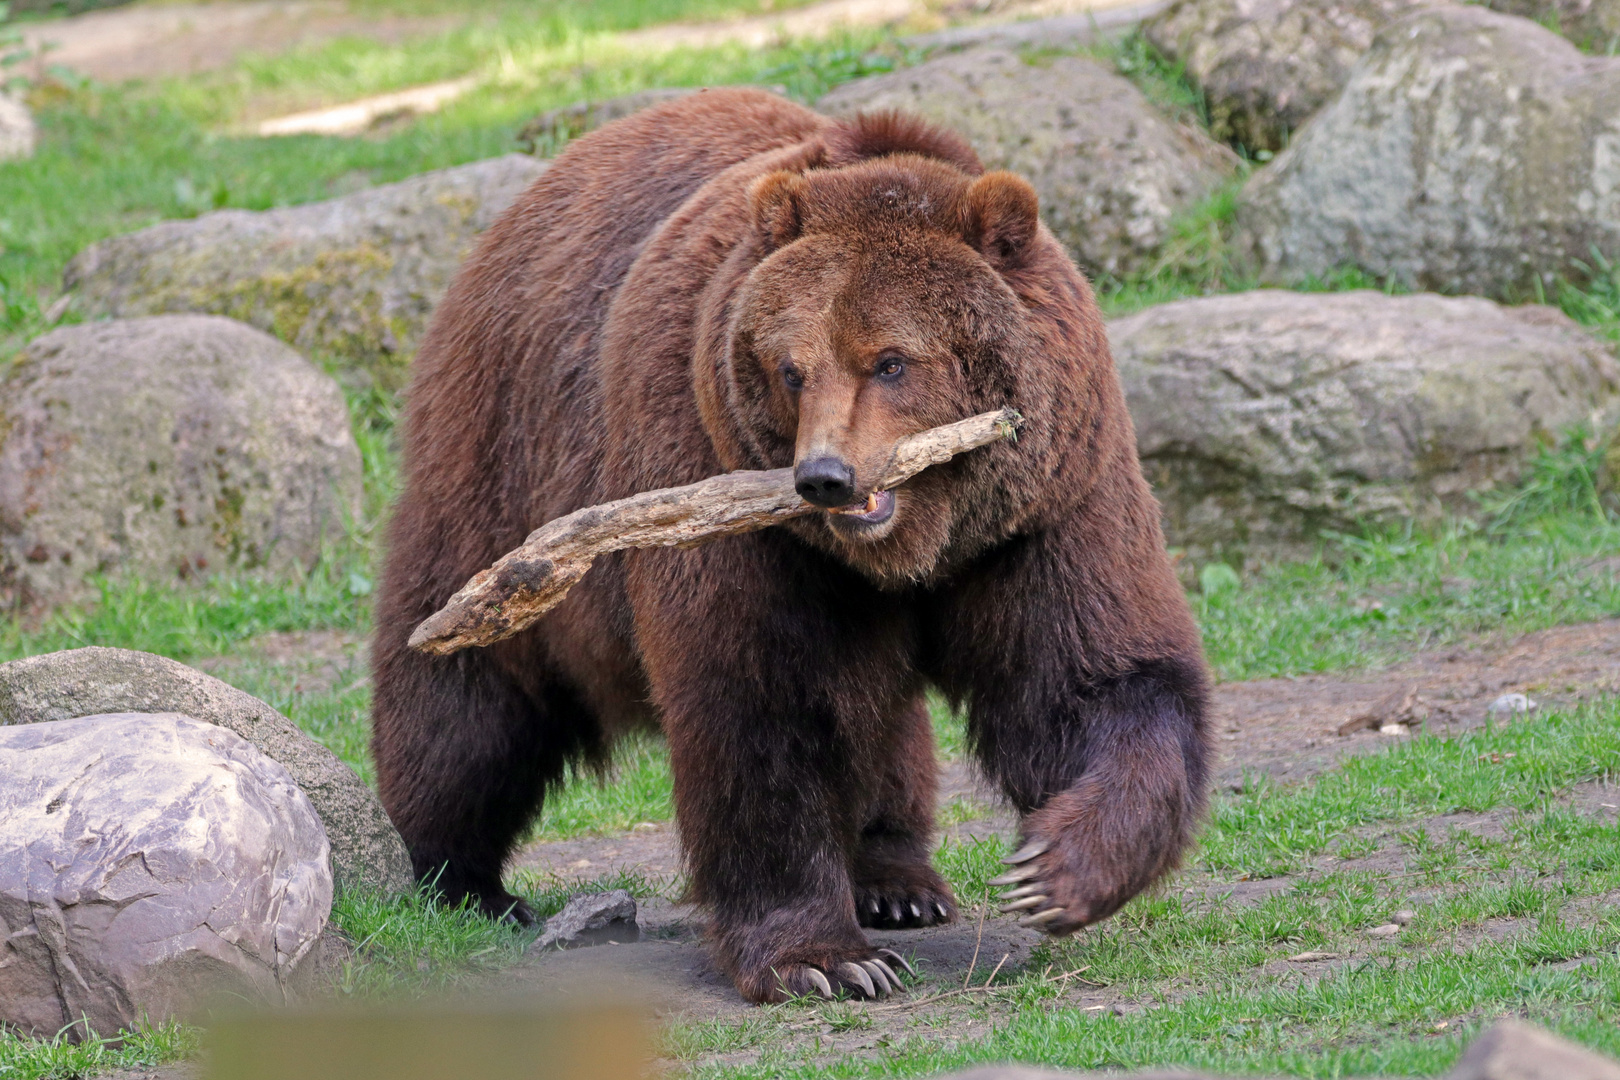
[
  {"left": 1233, "top": 6, "right": 1620, "bottom": 299},
  {"left": 0, "top": 315, "right": 362, "bottom": 613}
]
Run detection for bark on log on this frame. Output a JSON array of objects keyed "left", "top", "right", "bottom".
[{"left": 408, "top": 408, "right": 1022, "bottom": 655}]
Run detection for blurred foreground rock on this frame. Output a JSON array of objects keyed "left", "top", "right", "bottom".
[
  {"left": 0, "top": 712, "right": 331, "bottom": 1040},
  {"left": 0, "top": 315, "right": 361, "bottom": 613},
  {"left": 0, "top": 646, "right": 412, "bottom": 895},
  {"left": 63, "top": 155, "right": 546, "bottom": 385},
  {"left": 1142, "top": 0, "right": 1425, "bottom": 151},
  {"left": 1109, "top": 290, "right": 1620, "bottom": 560},
  {"left": 1235, "top": 6, "right": 1620, "bottom": 298},
  {"left": 819, "top": 48, "right": 1236, "bottom": 279},
  {"left": 926, "top": 1019, "right": 1620, "bottom": 1078},
  {"left": 0, "top": 92, "right": 36, "bottom": 162}
]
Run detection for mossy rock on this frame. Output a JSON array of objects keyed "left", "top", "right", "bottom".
[
  {"left": 63, "top": 156, "right": 547, "bottom": 389},
  {"left": 1234, "top": 6, "right": 1620, "bottom": 299},
  {"left": 0, "top": 315, "right": 362, "bottom": 613}
]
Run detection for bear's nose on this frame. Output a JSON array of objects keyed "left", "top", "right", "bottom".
[{"left": 794, "top": 456, "right": 857, "bottom": 508}]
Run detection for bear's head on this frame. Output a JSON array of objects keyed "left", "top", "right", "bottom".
[{"left": 708, "top": 147, "right": 1085, "bottom": 586}]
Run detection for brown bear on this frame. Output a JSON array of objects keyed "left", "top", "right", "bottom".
[{"left": 372, "top": 88, "right": 1210, "bottom": 1003}]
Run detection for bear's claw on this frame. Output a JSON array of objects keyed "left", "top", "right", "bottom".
[
  {"left": 838, "top": 961, "right": 878, "bottom": 998},
  {"left": 986, "top": 863, "right": 1040, "bottom": 887},
  {"left": 778, "top": 952, "right": 912, "bottom": 1001},
  {"left": 876, "top": 947, "right": 916, "bottom": 977},
  {"left": 1004, "top": 839, "right": 1049, "bottom": 864},
  {"left": 806, "top": 967, "right": 834, "bottom": 999}
]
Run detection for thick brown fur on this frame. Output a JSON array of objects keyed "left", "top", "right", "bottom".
[{"left": 372, "top": 89, "right": 1210, "bottom": 1003}]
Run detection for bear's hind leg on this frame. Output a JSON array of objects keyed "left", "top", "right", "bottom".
[
  {"left": 853, "top": 695, "right": 957, "bottom": 930},
  {"left": 373, "top": 641, "right": 597, "bottom": 926}
]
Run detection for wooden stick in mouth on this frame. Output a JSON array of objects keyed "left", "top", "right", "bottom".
[{"left": 408, "top": 407, "right": 1023, "bottom": 655}]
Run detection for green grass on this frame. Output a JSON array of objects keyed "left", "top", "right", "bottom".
[
  {"left": 0, "top": 12, "right": 908, "bottom": 326},
  {"left": 1194, "top": 513, "right": 1620, "bottom": 682}
]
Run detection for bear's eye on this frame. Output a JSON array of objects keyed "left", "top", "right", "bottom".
[
  {"left": 782, "top": 365, "right": 804, "bottom": 391},
  {"left": 875, "top": 356, "right": 906, "bottom": 381}
]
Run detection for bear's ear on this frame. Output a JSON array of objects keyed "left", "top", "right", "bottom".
[
  {"left": 749, "top": 170, "right": 809, "bottom": 251},
  {"left": 962, "top": 171, "right": 1040, "bottom": 271}
]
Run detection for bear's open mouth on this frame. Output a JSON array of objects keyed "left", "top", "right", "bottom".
[{"left": 827, "top": 489, "right": 896, "bottom": 527}]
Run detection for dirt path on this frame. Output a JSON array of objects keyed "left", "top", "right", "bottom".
[
  {"left": 16, "top": 1, "right": 457, "bottom": 84},
  {"left": 505, "top": 618, "right": 1620, "bottom": 1053}
]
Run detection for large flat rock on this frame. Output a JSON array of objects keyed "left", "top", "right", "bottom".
[
  {"left": 1109, "top": 289, "right": 1620, "bottom": 559},
  {"left": 0, "top": 646, "right": 412, "bottom": 896}
]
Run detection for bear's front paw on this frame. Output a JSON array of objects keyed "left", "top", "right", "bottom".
[
  {"left": 854, "top": 864, "right": 957, "bottom": 929},
  {"left": 989, "top": 786, "right": 1188, "bottom": 935}
]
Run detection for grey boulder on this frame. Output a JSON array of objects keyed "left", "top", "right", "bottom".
[
  {"left": 1142, "top": 0, "right": 1428, "bottom": 152},
  {"left": 0, "top": 92, "right": 35, "bottom": 162},
  {"left": 1109, "top": 290, "right": 1620, "bottom": 559},
  {"left": 0, "top": 315, "right": 361, "bottom": 613},
  {"left": 530, "top": 891, "right": 640, "bottom": 952},
  {"left": 0, "top": 646, "right": 412, "bottom": 896},
  {"left": 63, "top": 155, "right": 547, "bottom": 386},
  {"left": 1235, "top": 6, "right": 1620, "bottom": 299},
  {"left": 819, "top": 48, "right": 1237, "bottom": 279},
  {"left": 0, "top": 712, "right": 331, "bottom": 1040}
]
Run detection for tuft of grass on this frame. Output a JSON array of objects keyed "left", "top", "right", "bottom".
[
  {"left": 1092, "top": 30, "right": 1208, "bottom": 132},
  {"left": 530, "top": 732, "right": 675, "bottom": 841},
  {"left": 935, "top": 833, "right": 1012, "bottom": 903},
  {"left": 327, "top": 885, "right": 532, "bottom": 999},
  {"left": 0, "top": 1021, "right": 198, "bottom": 1080},
  {"left": 1558, "top": 248, "right": 1620, "bottom": 342}
]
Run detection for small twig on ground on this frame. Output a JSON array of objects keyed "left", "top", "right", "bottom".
[
  {"left": 983, "top": 951, "right": 1009, "bottom": 988},
  {"left": 963, "top": 888, "right": 989, "bottom": 989},
  {"left": 1047, "top": 966, "right": 1100, "bottom": 987},
  {"left": 865, "top": 983, "right": 1013, "bottom": 1013}
]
